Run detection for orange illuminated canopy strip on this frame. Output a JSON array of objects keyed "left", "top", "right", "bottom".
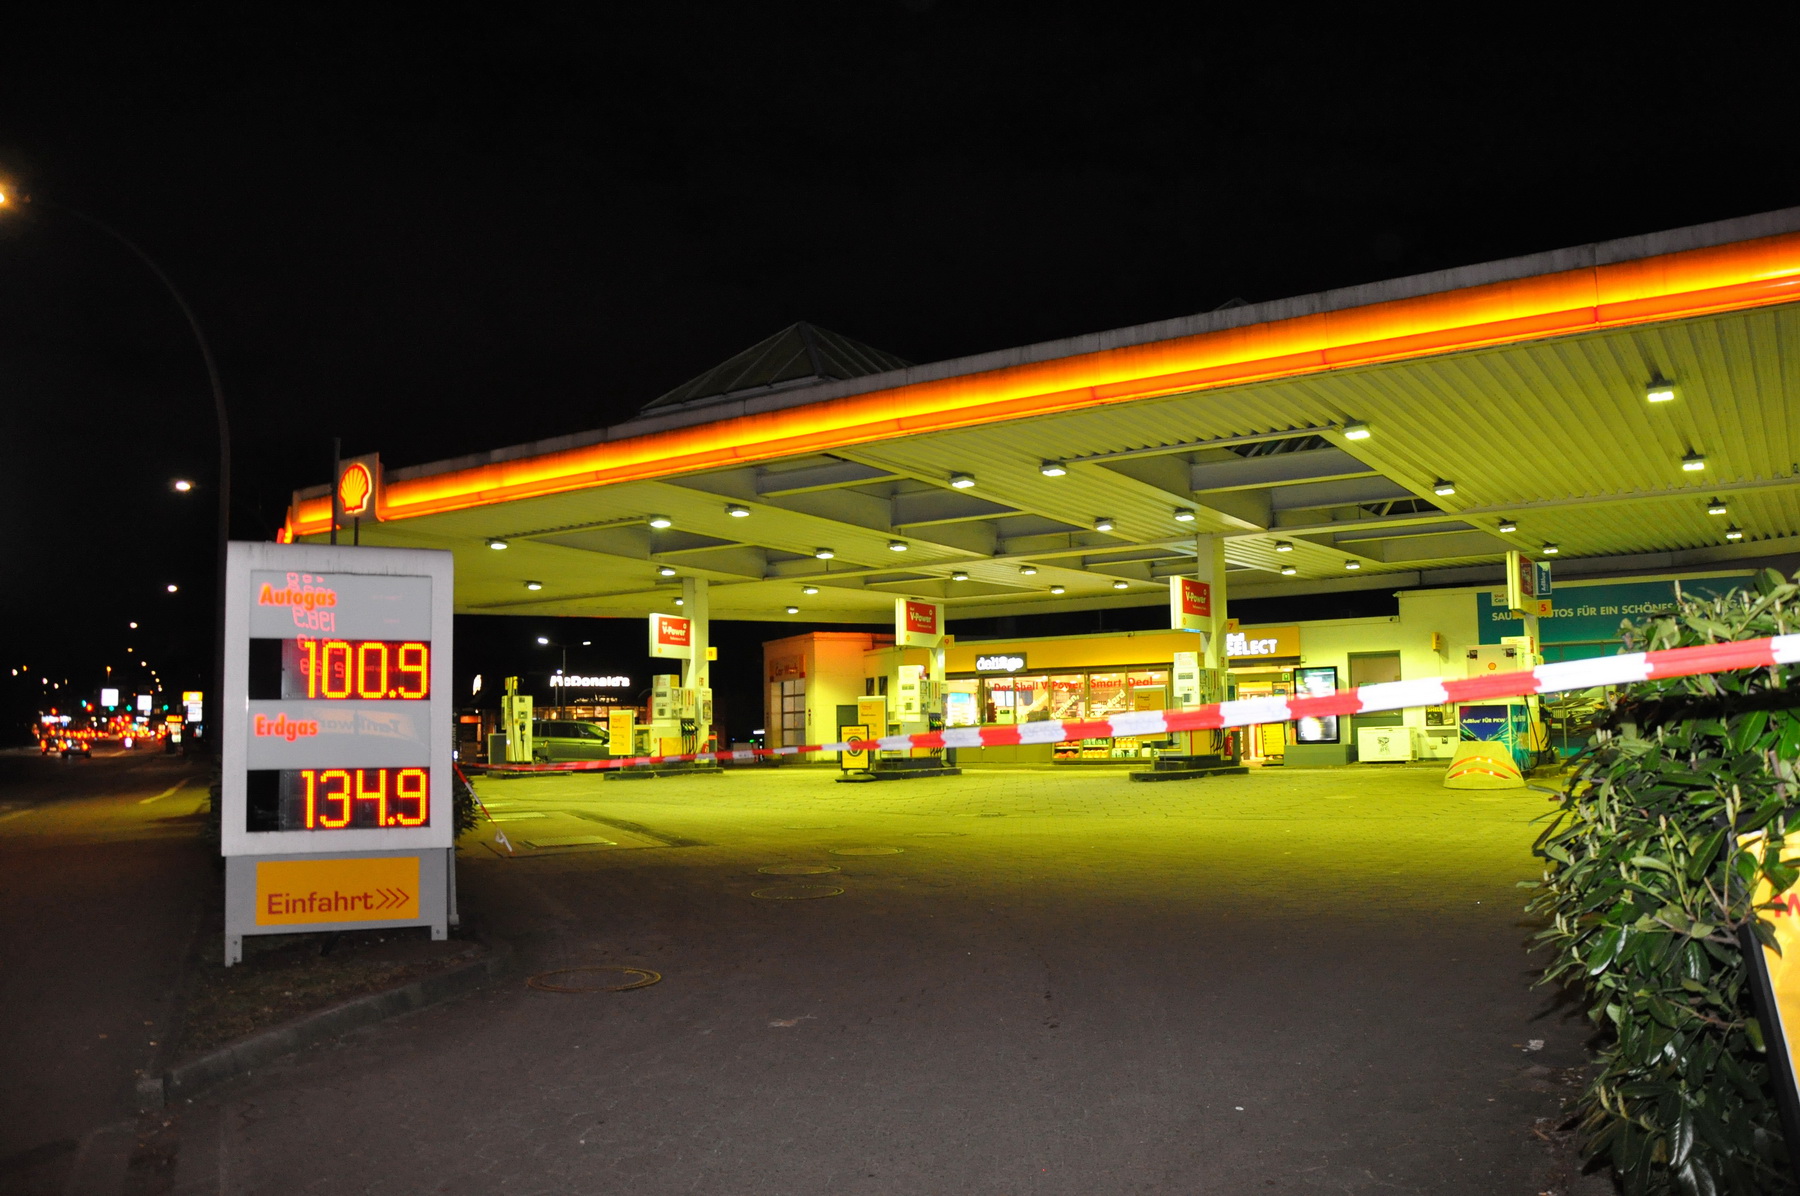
[{"left": 287, "top": 232, "right": 1800, "bottom": 537}]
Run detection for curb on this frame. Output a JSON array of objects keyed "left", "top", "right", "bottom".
[{"left": 137, "top": 938, "right": 513, "bottom": 1110}]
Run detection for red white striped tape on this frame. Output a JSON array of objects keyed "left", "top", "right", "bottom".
[{"left": 472, "top": 633, "right": 1800, "bottom": 774}]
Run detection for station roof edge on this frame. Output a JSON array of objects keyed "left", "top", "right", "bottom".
[{"left": 286, "top": 205, "right": 1800, "bottom": 529}]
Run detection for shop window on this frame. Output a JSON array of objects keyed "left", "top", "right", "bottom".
[
  {"left": 986, "top": 674, "right": 1049, "bottom": 725},
  {"left": 1129, "top": 669, "right": 1168, "bottom": 711},
  {"left": 945, "top": 679, "right": 980, "bottom": 727},
  {"left": 1087, "top": 672, "right": 1129, "bottom": 719},
  {"left": 1047, "top": 674, "right": 1084, "bottom": 721}
]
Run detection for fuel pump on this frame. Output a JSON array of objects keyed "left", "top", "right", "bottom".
[{"left": 501, "top": 676, "right": 533, "bottom": 763}]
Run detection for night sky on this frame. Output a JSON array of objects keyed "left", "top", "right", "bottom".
[{"left": 4, "top": 6, "right": 1797, "bottom": 738}]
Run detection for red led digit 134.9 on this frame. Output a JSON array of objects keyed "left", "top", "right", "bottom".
[
  {"left": 300, "top": 768, "right": 429, "bottom": 829},
  {"left": 294, "top": 640, "right": 429, "bottom": 700}
]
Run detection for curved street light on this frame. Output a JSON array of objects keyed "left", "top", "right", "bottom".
[{"left": 3, "top": 188, "right": 231, "bottom": 748}]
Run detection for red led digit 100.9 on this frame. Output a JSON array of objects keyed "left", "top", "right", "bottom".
[
  {"left": 296, "top": 639, "right": 430, "bottom": 700},
  {"left": 300, "top": 768, "right": 429, "bottom": 829}
]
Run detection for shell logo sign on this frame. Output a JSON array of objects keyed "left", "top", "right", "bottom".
[{"left": 336, "top": 455, "right": 381, "bottom": 520}]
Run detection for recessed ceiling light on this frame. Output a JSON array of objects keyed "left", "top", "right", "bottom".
[
  {"left": 1273, "top": 540, "right": 1293, "bottom": 553},
  {"left": 647, "top": 514, "right": 673, "bottom": 529},
  {"left": 726, "top": 503, "right": 750, "bottom": 517},
  {"left": 1681, "top": 452, "right": 1706, "bottom": 472},
  {"left": 1344, "top": 560, "right": 1361, "bottom": 570},
  {"left": 1725, "top": 526, "right": 1744, "bottom": 541},
  {"left": 172, "top": 479, "right": 193, "bottom": 492},
  {"left": 1280, "top": 565, "right": 1297, "bottom": 576},
  {"left": 1707, "top": 499, "right": 1728, "bottom": 516},
  {"left": 673, "top": 597, "right": 684, "bottom": 605},
  {"left": 1342, "top": 421, "right": 1371, "bottom": 440},
  {"left": 487, "top": 538, "right": 509, "bottom": 550},
  {"left": 814, "top": 547, "right": 835, "bottom": 559},
  {"left": 1646, "top": 379, "right": 1677, "bottom": 403},
  {"left": 1497, "top": 519, "right": 1518, "bottom": 534},
  {"left": 1019, "top": 565, "right": 1038, "bottom": 576},
  {"left": 1111, "top": 579, "right": 1129, "bottom": 590},
  {"left": 801, "top": 585, "right": 819, "bottom": 595},
  {"left": 1173, "top": 508, "right": 1196, "bottom": 522},
  {"left": 1542, "top": 543, "right": 1560, "bottom": 555},
  {"left": 1049, "top": 585, "right": 1066, "bottom": 595},
  {"left": 1039, "top": 460, "right": 1068, "bottom": 477},
  {"left": 524, "top": 580, "right": 543, "bottom": 590},
  {"left": 785, "top": 606, "right": 800, "bottom": 615},
  {"left": 951, "top": 571, "right": 969, "bottom": 581},
  {"left": 1093, "top": 517, "right": 1115, "bottom": 532},
  {"left": 1432, "top": 480, "right": 1457, "bottom": 496},
  {"left": 949, "top": 473, "right": 976, "bottom": 489},
  {"left": 888, "top": 540, "right": 908, "bottom": 552},
  {"left": 166, "top": 584, "right": 178, "bottom": 593},
  {"left": 657, "top": 565, "right": 677, "bottom": 577}
]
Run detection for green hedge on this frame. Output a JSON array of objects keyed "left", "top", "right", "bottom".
[{"left": 1528, "top": 568, "right": 1800, "bottom": 1195}]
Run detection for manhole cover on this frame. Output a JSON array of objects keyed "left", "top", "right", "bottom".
[
  {"left": 524, "top": 835, "right": 617, "bottom": 848},
  {"left": 830, "top": 846, "right": 903, "bottom": 856},
  {"left": 751, "top": 885, "right": 845, "bottom": 900},
  {"left": 758, "top": 863, "right": 841, "bottom": 875},
  {"left": 527, "top": 966, "right": 662, "bottom": 993}
]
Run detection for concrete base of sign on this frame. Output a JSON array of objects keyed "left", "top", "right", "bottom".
[
  {"left": 1284, "top": 743, "right": 1357, "bottom": 768},
  {"left": 1443, "top": 742, "right": 1526, "bottom": 789},
  {"left": 225, "top": 849, "right": 450, "bottom": 966},
  {"left": 1129, "top": 754, "right": 1250, "bottom": 783}
]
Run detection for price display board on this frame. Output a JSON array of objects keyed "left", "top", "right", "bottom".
[{"left": 220, "top": 542, "right": 453, "bottom": 964}]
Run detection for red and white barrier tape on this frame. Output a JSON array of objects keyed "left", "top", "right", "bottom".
[{"left": 472, "top": 634, "right": 1800, "bottom": 774}]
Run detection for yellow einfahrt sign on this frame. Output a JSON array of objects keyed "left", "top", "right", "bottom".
[{"left": 255, "top": 856, "right": 420, "bottom": 926}]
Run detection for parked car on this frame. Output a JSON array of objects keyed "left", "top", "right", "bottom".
[{"left": 530, "top": 719, "right": 611, "bottom": 762}]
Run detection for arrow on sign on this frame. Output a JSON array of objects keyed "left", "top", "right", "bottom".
[{"left": 370, "top": 887, "right": 411, "bottom": 910}]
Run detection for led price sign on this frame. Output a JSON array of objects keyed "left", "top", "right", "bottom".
[
  {"left": 249, "top": 638, "right": 430, "bottom": 700},
  {"left": 246, "top": 767, "right": 430, "bottom": 831},
  {"left": 224, "top": 545, "right": 452, "bottom": 858},
  {"left": 221, "top": 543, "right": 454, "bottom": 966}
]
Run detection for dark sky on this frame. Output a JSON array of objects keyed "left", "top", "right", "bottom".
[{"left": 4, "top": 5, "right": 1798, "bottom": 733}]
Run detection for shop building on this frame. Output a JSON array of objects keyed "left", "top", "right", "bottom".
[{"left": 763, "top": 568, "right": 1763, "bottom": 768}]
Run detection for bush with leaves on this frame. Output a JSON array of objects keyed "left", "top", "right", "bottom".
[{"left": 1528, "top": 568, "right": 1800, "bottom": 1195}]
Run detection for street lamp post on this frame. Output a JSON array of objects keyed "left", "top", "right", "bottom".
[{"left": 5, "top": 191, "right": 231, "bottom": 749}]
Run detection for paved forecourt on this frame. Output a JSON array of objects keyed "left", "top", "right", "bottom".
[{"left": 166, "top": 762, "right": 1594, "bottom": 1195}]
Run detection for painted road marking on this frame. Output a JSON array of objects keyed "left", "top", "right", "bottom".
[
  {"left": 140, "top": 783, "right": 190, "bottom": 804},
  {"left": 0, "top": 807, "right": 35, "bottom": 824}
]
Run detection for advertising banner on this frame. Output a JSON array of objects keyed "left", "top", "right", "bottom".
[
  {"left": 1479, "top": 575, "right": 1751, "bottom": 659},
  {"left": 1170, "top": 577, "right": 1212, "bottom": 631},
  {"left": 649, "top": 613, "right": 694, "bottom": 659},
  {"left": 895, "top": 598, "right": 944, "bottom": 648}
]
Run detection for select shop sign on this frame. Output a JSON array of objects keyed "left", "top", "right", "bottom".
[{"left": 1226, "top": 625, "right": 1301, "bottom": 664}]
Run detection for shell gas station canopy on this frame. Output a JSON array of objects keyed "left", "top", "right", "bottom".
[{"left": 281, "top": 209, "right": 1800, "bottom": 620}]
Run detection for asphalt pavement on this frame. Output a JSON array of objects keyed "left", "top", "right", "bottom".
[
  {"left": 0, "top": 746, "right": 214, "bottom": 1196},
  {"left": 144, "top": 762, "right": 1605, "bottom": 1195}
]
